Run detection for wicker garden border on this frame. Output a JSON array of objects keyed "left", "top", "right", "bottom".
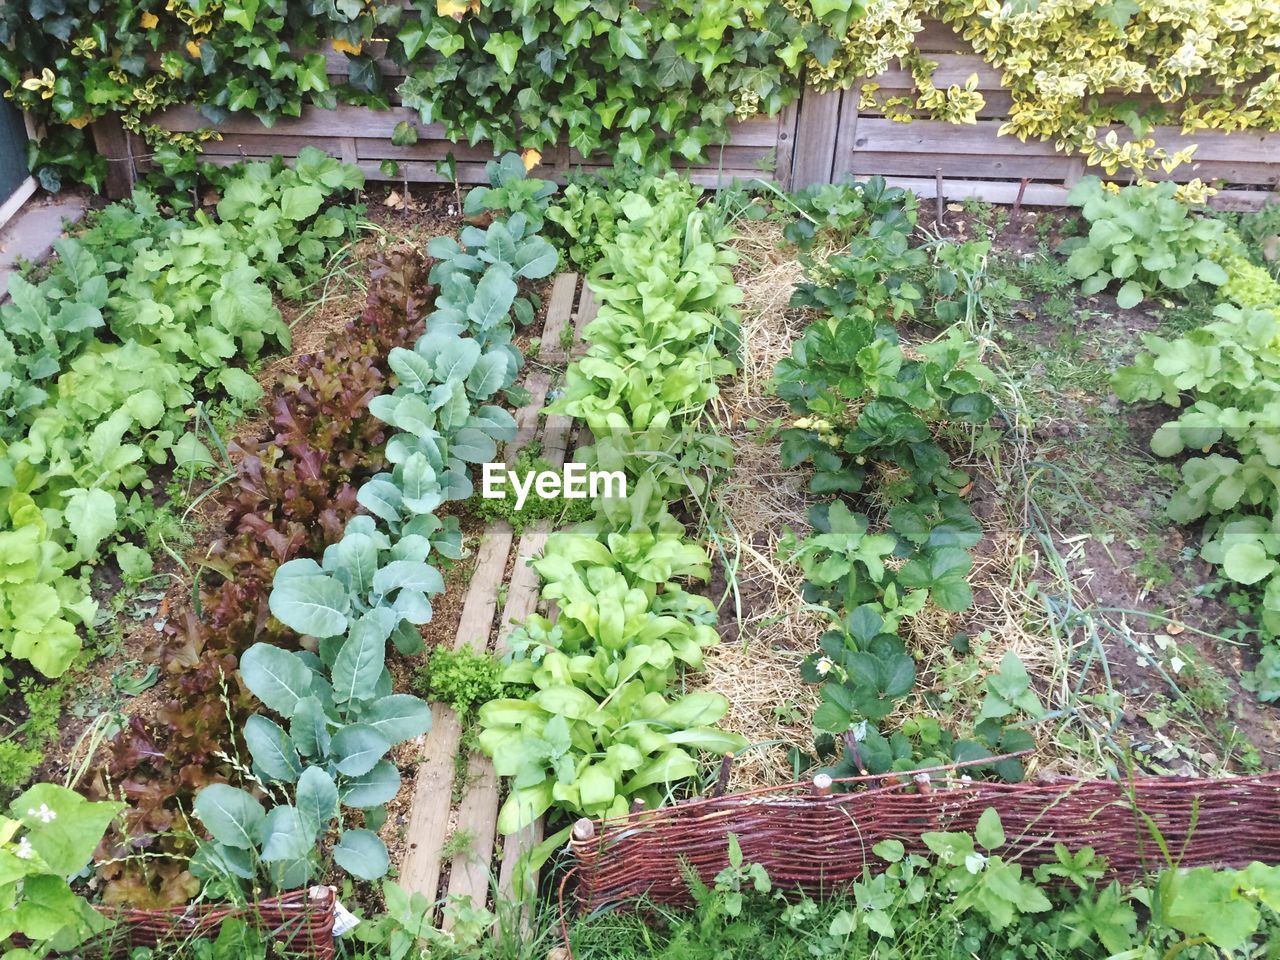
[{"left": 568, "top": 762, "right": 1280, "bottom": 912}]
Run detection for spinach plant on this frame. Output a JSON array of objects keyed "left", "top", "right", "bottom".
[{"left": 1062, "top": 177, "right": 1228, "bottom": 308}]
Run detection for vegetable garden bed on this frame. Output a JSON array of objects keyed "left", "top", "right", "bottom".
[{"left": 8, "top": 127, "right": 1280, "bottom": 960}]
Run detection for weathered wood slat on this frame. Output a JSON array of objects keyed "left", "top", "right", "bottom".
[
  {"left": 397, "top": 367, "right": 554, "bottom": 909},
  {"left": 397, "top": 704, "right": 463, "bottom": 908},
  {"left": 773, "top": 100, "right": 801, "bottom": 190},
  {"left": 442, "top": 756, "right": 500, "bottom": 925},
  {"left": 440, "top": 276, "right": 581, "bottom": 922},
  {"left": 791, "top": 88, "right": 841, "bottom": 188},
  {"left": 574, "top": 281, "right": 600, "bottom": 348},
  {"left": 538, "top": 273, "right": 580, "bottom": 365},
  {"left": 882, "top": 175, "right": 1278, "bottom": 211},
  {"left": 154, "top": 103, "right": 445, "bottom": 139},
  {"left": 848, "top": 150, "right": 1076, "bottom": 181}
]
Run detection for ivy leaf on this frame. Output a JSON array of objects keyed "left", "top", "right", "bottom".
[
  {"left": 483, "top": 32, "right": 523, "bottom": 74},
  {"left": 397, "top": 20, "right": 429, "bottom": 60},
  {"left": 392, "top": 120, "right": 418, "bottom": 146}
]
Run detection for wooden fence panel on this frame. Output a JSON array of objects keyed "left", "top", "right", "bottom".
[{"left": 94, "top": 14, "right": 1280, "bottom": 208}]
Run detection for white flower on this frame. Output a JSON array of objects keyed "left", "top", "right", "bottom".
[
  {"left": 15, "top": 837, "right": 34, "bottom": 860},
  {"left": 27, "top": 804, "right": 56, "bottom": 824},
  {"left": 816, "top": 657, "right": 834, "bottom": 676}
]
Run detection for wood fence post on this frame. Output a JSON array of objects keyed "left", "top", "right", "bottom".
[
  {"left": 831, "top": 82, "right": 861, "bottom": 183},
  {"left": 91, "top": 115, "right": 133, "bottom": 198},
  {"left": 790, "top": 87, "right": 842, "bottom": 189}
]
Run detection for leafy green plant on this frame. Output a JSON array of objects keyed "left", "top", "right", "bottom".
[
  {"left": 191, "top": 155, "right": 558, "bottom": 894},
  {"left": 1061, "top": 177, "right": 1228, "bottom": 308},
  {"left": 417, "top": 645, "right": 507, "bottom": 717},
  {"left": 192, "top": 630, "right": 434, "bottom": 888},
  {"left": 773, "top": 315, "right": 995, "bottom": 498},
  {"left": 0, "top": 150, "right": 362, "bottom": 679},
  {"left": 1, "top": 783, "right": 124, "bottom": 959},
  {"left": 480, "top": 658, "right": 742, "bottom": 831},
  {"left": 779, "top": 175, "right": 917, "bottom": 249},
  {"left": 481, "top": 176, "right": 745, "bottom": 841}
]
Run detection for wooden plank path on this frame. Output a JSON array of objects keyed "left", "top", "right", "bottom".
[{"left": 398, "top": 271, "right": 595, "bottom": 924}]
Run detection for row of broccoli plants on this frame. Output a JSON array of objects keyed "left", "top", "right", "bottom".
[
  {"left": 476, "top": 175, "right": 747, "bottom": 843},
  {"left": 1081, "top": 180, "right": 1280, "bottom": 699},
  {"left": 770, "top": 180, "right": 1042, "bottom": 782},
  {"left": 0, "top": 149, "right": 362, "bottom": 682},
  {"left": 187, "top": 156, "right": 560, "bottom": 892}
]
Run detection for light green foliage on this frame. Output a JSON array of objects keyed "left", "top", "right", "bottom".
[
  {"left": 417, "top": 645, "right": 507, "bottom": 717},
  {"left": 484, "top": 522, "right": 737, "bottom": 831},
  {"left": 1113, "top": 297, "right": 1280, "bottom": 667},
  {"left": 546, "top": 171, "right": 700, "bottom": 272},
  {"left": 0, "top": 149, "right": 362, "bottom": 679},
  {"left": 548, "top": 178, "right": 741, "bottom": 504},
  {"left": 1062, "top": 177, "right": 1228, "bottom": 308},
  {"left": 0, "top": 783, "right": 125, "bottom": 959},
  {"left": 480, "top": 177, "right": 746, "bottom": 837}
]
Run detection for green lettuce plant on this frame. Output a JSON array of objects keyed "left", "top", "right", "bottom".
[{"left": 0, "top": 152, "right": 362, "bottom": 679}]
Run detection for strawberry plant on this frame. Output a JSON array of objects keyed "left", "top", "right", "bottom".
[{"left": 770, "top": 183, "right": 1042, "bottom": 781}]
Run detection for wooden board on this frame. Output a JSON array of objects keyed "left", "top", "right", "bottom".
[
  {"left": 445, "top": 278, "right": 582, "bottom": 927},
  {"left": 399, "top": 275, "right": 582, "bottom": 925},
  {"left": 538, "top": 273, "right": 580, "bottom": 365},
  {"left": 397, "top": 364, "right": 556, "bottom": 911}
]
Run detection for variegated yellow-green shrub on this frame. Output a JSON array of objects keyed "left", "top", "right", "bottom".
[{"left": 787, "top": 0, "right": 1280, "bottom": 181}]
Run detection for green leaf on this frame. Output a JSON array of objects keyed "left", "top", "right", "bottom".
[
  {"left": 331, "top": 724, "right": 391, "bottom": 776},
  {"left": 333, "top": 829, "right": 390, "bottom": 880},
  {"left": 218, "top": 368, "right": 264, "bottom": 404},
  {"left": 11, "top": 784, "right": 123, "bottom": 876},
  {"left": 268, "top": 573, "right": 351, "bottom": 638},
  {"left": 392, "top": 120, "right": 418, "bottom": 147},
  {"left": 244, "top": 714, "right": 303, "bottom": 783},
  {"left": 339, "top": 760, "right": 401, "bottom": 808},
  {"left": 193, "top": 784, "right": 266, "bottom": 851},
  {"left": 63, "top": 487, "right": 117, "bottom": 559},
  {"left": 1115, "top": 280, "right": 1144, "bottom": 309},
  {"left": 239, "top": 643, "right": 314, "bottom": 716},
  {"left": 975, "top": 807, "right": 1006, "bottom": 850},
  {"left": 1066, "top": 246, "right": 1104, "bottom": 280},
  {"left": 482, "top": 32, "right": 523, "bottom": 74},
  {"left": 280, "top": 185, "right": 324, "bottom": 221},
  {"left": 332, "top": 608, "right": 396, "bottom": 703},
  {"left": 296, "top": 766, "right": 339, "bottom": 836},
  {"left": 260, "top": 804, "right": 315, "bottom": 862},
  {"left": 363, "top": 694, "right": 433, "bottom": 743},
  {"left": 1223, "top": 541, "right": 1277, "bottom": 585}
]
